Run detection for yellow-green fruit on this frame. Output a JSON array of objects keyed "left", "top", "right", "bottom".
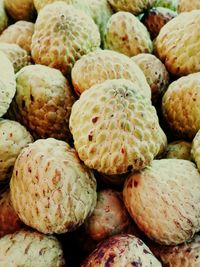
[
  {"left": 72, "top": 49, "right": 151, "bottom": 98},
  {"left": 0, "top": 188, "right": 23, "bottom": 238},
  {"left": 177, "top": 0, "right": 200, "bottom": 13},
  {"left": 10, "top": 138, "right": 97, "bottom": 234},
  {"left": 154, "top": 0, "right": 177, "bottom": 10},
  {"left": 191, "top": 130, "right": 200, "bottom": 171},
  {"left": 108, "top": 0, "right": 156, "bottom": 15},
  {"left": 0, "top": 51, "right": 16, "bottom": 117},
  {"left": 84, "top": 190, "right": 132, "bottom": 241},
  {"left": 0, "top": 230, "right": 65, "bottom": 266},
  {"left": 0, "top": 43, "right": 31, "bottom": 73},
  {"left": 162, "top": 73, "right": 200, "bottom": 139},
  {"left": 104, "top": 12, "right": 153, "bottom": 57},
  {"left": 155, "top": 10, "right": 200, "bottom": 76},
  {"left": 0, "top": 119, "right": 33, "bottom": 183},
  {"left": 9, "top": 65, "right": 75, "bottom": 140},
  {"left": 152, "top": 235, "right": 200, "bottom": 267},
  {"left": 0, "top": 21, "right": 34, "bottom": 53},
  {"left": 132, "top": 53, "right": 169, "bottom": 104},
  {"left": 123, "top": 159, "right": 200, "bottom": 245},
  {"left": 164, "top": 140, "right": 192, "bottom": 160},
  {"left": 82, "top": 234, "right": 162, "bottom": 267},
  {"left": 69, "top": 79, "right": 167, "bottom": 175},
  {"left": 31, "top": 2, "right": 100, "bottom": 76},
  {"left": 0, "top": 0, "right": 8, "bottom": 34},
  {"left": 4, "top": 0, "right": 36, "bottom": 21}
]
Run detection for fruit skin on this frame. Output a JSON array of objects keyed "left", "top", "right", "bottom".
[
  {"left": 154, "top": 10, "right": 200, "bottom": 76},
  {"left": 191, "top": 130, "right": 200, "bottom": 171},
  {"left": 81, "top": 234, "right": 162, "bottom": 267},
  {"left": 108, "top": 0, "right": 156, "bottom": 15},
  {"left": 0, "top": 119, "right": 33, "bottom": 183},
  {"left": 8, "top": 64, "right": 75, "bottom": 141},
  {"left": 72, "top": 49, "right": 151, "bottom": 98},
  {"left": 163, "top": 140, "right": 192, "bottom": 160},
  {"left": 177, "top": 0, "right": 200, "bottom": 13},
  {"left": 103, "top": 11, "right": 153, "bottom": 57},
  {"left": 154, "top": 0, "right": 177, "bottom": 10},
  {"left": 0, "top": 0, "right": 8, "bottom": 34},
  {"left": 0, "top": 21, "right": 34, "bottom": 53},
  {"left": 0, "top": 43, "right": 31, "bottom": 73},
  {"left": 31, "top": 2, "right": 100, "bottom": 76},
  {"left": 0, "top": 230, "right": 65, "bottom": 266},
  {"left": 162, "top": 73, "right": 200, "bottom": 139},
  {"left": 0, "top": 188, "right": 23, "bottom": 237},
  {"left": 132, "top": 53, "right": 169, "bottom": 104},
  {"left": 123, "top": 159, "right": 200, "bottom": 245},
  {"left": 10, "top": 138, "right": 97, "bottom": 234},
  {"left": 152, "top": 234, "right": 200, "bottom": 267},
  {"left": 141, "top": 7, "right": 177, "bottom": 39},
  {"left": 69, "top": 79, "right": 167, "bottom": 175},
  {"left": 4, "top": 0, "right": 36, "bottom": 21},
  {"left": 0, "top": 51, "right": 16, "bottom": 118}
]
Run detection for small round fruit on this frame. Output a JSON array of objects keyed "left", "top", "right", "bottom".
[
  {"left": 177, "top": 0, "right": 200, "bottom": 13},
  {"left": 164, "top": 140, "right": 192, "bottom": 160},
  {"left": 0, "top": 0, "right": 8, "bottom": 34},
  {"left": 191, "top": 130, "right": 200, "bottom": 171}
]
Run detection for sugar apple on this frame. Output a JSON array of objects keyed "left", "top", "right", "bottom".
[
  {"left": 0, "top": 0, "right": 8, "bottom": 34},
  {"left": 177, "top": 0, "right": 200, "bottom": 13},
  {"left": 191, "top": 130, "right": 200, "bottom": 171},
  {"left": 164, "top": 140, "right": 192, "bottom": 160}
]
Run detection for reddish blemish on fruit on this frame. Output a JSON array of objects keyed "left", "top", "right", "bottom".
[
  {"left": 92, "top": 117, "right": 99, "bottom": 123},
  {"left": 88, "top": 134, "right": 93, "bottom": 141},
  {"left": 134, "top": 181, "right": 138, "bottom": 187}
]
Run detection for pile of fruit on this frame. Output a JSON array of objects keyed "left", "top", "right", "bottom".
[{"left": 0, "top": 0, "right": 200, "bottom": 266}]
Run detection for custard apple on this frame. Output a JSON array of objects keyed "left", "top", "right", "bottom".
[
  {"left": 164, "top": 140, "right": 192, "bottom": 160},
  {"left": 0, "top": 0, "right": 8, "bottom": 34},
  {"left": 191, "top": 130, "right": 200, "bottom": 171},
  {"left": 177, "top": 0, "right": 200, "bottom": 13}
]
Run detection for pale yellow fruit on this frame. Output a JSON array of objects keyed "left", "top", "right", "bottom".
[
  {"left": 69, "top": 79, "right": 167, "bottom": 175},
  {"left": 0, "top": 0, "right": 8, "bottom": 34},
  {"left": 164, "top": 140, "right": 192, "bottom": 160},
  {"left": 123, "top": 159, "right": 200, "bottom": 245},
  {"left": 177, "top": 0, "right": 200, "bottom": 13},
  {"left": 191, "top": 130, "right": 200, "bottom": 171},
  {"left": 10, "top": 138, "right": 97, "bottom": 234}
]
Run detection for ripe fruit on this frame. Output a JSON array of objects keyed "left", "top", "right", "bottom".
[
  {"left": 164, "top": 140, "right": 192, "bottom": 160},
  {"left": 0, "top": 0, "right": 8, "bottom": 34},
  {"left": 177, "top": 0, "right": 200, "bottom": 13},
  {"left": 191, "top": 130, "right": 200, "bottom": 171}
]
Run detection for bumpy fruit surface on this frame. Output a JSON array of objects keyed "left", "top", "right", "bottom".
[
  {"left": 72, "top": 49, "right": 151, "bottom": 98},
  {"left": 31, "top": 2, "right": 100, "bottom": 76},
  {"left": 0, "top": 230, "right": 65, "bottom": 266},
  {"left": 69, "top": 79, "right": 167, "bottom": 175},
  {"left": 132, "top": 53, "right": 169, "bottom": 104},
  {"left": 191, "top": 130, "right": 200, "bottom": 171},
  {"left": 0, "top": 188, "right": 23, "bottom": 237},
  {"left": 9, "top": 64, "right": 75, "bottom": 140},
  {"left": 0, "top": 0, "right": 8, "bottom": 34},
  {"left": 84, "top": 190, "right": 132, "bottom": 241},
  {"left": 0, "top": 51, "right": 16, "bottom": 117},
  {"left": 10, "top": 138, "right": 97, "bottom": 234},
  {"left": 177, "top": 0, "right": 200, "bottom": 13},
  {"left": 155, "top": 10, "right": 200, "bottom": 76},
  {"left": 123, "top": 159, "right": 200, "bottom": 245},
  {"left": 0, "top": 119, "right": 33, "bottom": 182},
  {"left": 104, "top": 12, "right": 153, "bottom": 57},
  {"left": 108, "top": 0, "right": 156, "bottom": 15},
  {"left": 154, "top": 0, "right": 177, "bottom": 10},
  {"left": 82, "top": 234, "right": 162, "bottom": 267},
  {"left": 0, "top": 21, "right": 34, "bottom": 53},
  {"left": 4, "top": 0, "right": 36, "bottom": 21},
  {"left": 164, "top": 140, "right": 192, "bottom": 160},
  {"left": 162, "top": 73, "right": 200, "bottom": 139},
  {"left": 141, "top": 7, "right": 177, "bottom": 39},
  {"left": 0, "top": 43, "right": 31, "bottom": 73}
]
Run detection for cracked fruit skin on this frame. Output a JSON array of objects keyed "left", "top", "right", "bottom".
[
  {"left": 69, "top": 79, "right": 167, "bottom": 175},
  {"left": 10, "top": 138, "right": 97, "bottom": 234},
  {"left": 192, "top": 130, "right": 200, "bottom": 171},
  {"left": 123, "top": 159, "right": 200, "bottom": 245}
]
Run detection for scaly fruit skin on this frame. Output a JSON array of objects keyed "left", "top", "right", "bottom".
[
  {"left": 69, "top": 79, "right": 167, "bottom": 175},
  {"left": 0, "top": 51, "right": 16, "bottom": 117},
  {"left": 191, "top": 130, "right": 200, "bottom": 171},
  {"left": 155, "top": 10, "right": 200, "bottom": 76},
  {"left": 162, "top": 73, "right": 200, "bottom": 139},
  {"left": 0, "top": 21, "right": 34, "bottom": 53},
  {"left": 164, "top": 140, "right": 192, "bottom": 160},
  {"left": 104, "top": 11, "right": 153, "bottom": 57},
  {"left": 0, "top": 0, "right": 8, "bottom": 34},
  {"left": 82, "top": 234, "right": 162, "bottom": 267},
  {"left": 9, "top": 64, "right": 75, "bottom": 141},
  {"left": 0, "top": 188, "right": 23, "bottom": 237},
  {"left": 72, "top": 49, "right": 151, "bottom": 98},
  {"left": 84, "top": 190, "right": 132, "bottom": 241},
  {"left": 123, "top": 159, "right": 200, "bottom": 245},
  {"left": 0, "top": 43, "right": 31, "bottom": 73},
  {"left": 10, "top": 138, "right": 97, "bottom": 234},
  {"left": 132, "top": 53, "right": 169, "bottom": 104},
  {"left": 31, "top": 2, "right": 100, "bottom": 76},
  {"left": 177, "top": 0, "right": 200, "bottom": 13},
  {"left": 152, "top": 235, "right": 200, "bottom": 267},
  {"left": 141, "top": 7, "right": 177, "bottom": 39},
  {"left": 108, "top": 0, "right": 156, "bottom": 15},
  {"left": 0, "top": 230, "right": 65, "bottom": 266},
  {"left": 4, "top": 0, "right": 36, "bottom": 21},
  {"left": 0, "top": 119, "right": 33, "bottom": 182},
  {"left": 154, "top": 0, "right": 177, "bottom": 10}
]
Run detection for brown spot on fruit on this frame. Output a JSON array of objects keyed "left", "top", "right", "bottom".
[{"left": 92, "top": 117, "right": 99, "bottom": 123}]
